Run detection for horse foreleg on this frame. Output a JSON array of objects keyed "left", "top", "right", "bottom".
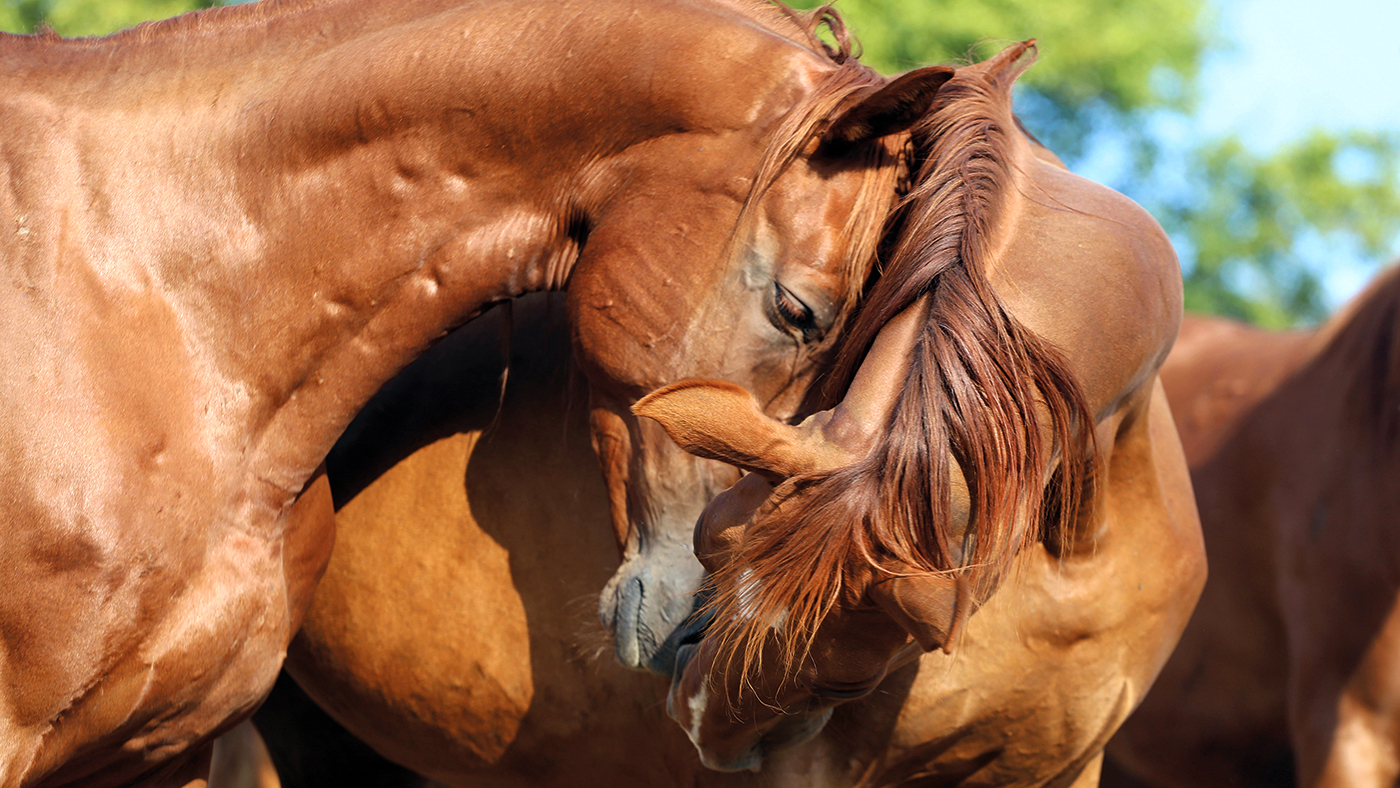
[
  {"left": 1288, "top": 595, "right": 1400, "bottom": 788},
  {"left": 209, "top": 721, "right": 280, "bottom": 788},
  {"left": 1053, "top": 751, "right": 1104, "bottom": 788},
  {"left": 1292, "top": 685, "right": 1400, "bottom": 788}
]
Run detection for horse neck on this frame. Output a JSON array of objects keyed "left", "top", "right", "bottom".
[
  {"left": 1304, "top": 264, "right": 1400, "bottom": 447},
  {"left": 0, "top": 0, "right": 823, "bottom": 497}
]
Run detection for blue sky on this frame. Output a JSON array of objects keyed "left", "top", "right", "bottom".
[
  {"left": 1199, "top": 0, "right": 1400, "bottom": 151},
  {"left": 1188, "top": 0, "right": 1400, "bottom": 305}
]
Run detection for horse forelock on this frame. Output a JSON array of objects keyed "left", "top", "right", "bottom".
[
  {"left": 730, "top": 7, "right": 895, "bottom": 321},
  {"left": 703, "top": 41, "right": 1096, "bottom": 682}
]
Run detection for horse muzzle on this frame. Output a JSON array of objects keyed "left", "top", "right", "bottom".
[{"left": 599, "top": 556, "right": 705, "bottom": 672}]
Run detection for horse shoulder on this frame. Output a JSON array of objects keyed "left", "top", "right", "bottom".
[
  {"left": 1014, "top": 378, "right": 1205, "bottom": 730},
  {"left": 995, "top": 157, "right": 1182, "bottom": 421}
]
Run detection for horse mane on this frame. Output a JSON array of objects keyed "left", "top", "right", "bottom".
[
  {"left": 1311, "top": 261, "right": 1400, "bottom": 454},
  {"left": 706, "top": 41, "right": 1096, "bottom": 678}
]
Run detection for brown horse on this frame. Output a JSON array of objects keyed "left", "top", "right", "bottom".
[
  {"left": 257, "top": 292, "right": 958, "bottom": 787},
  {"left": 259, "top": 288, "right": 1162, "bottom": 788},
  {"left": 636, "top": 42, "right": 1204, "bottom": 783},
  {"left": 0, "top": 1, "right": 953, "bottom": 784},
  {"left": 1106, "top": 265, "right": 1400, "bottom": 788}
]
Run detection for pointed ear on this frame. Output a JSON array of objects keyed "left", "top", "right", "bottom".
[
  {"left": 633, "top": 380, "right": 844, "bottom": 479},
  {"left": 868, "top": 571, "right": 971, "bottom": 654},
  {"left": 823, "top": 66, "right": 954, "bottom": 149}
]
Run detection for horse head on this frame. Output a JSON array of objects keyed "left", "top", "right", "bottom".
[
  {"left": 636, "top": 40, "right": 1185, "bottom": 770},
  {"left": 566, "top": 18, "right": 954, "bottom": 671}
]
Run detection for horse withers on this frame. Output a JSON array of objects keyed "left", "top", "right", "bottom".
[
  {"left": 0, "top": 1, "right": 951, "bottom": 785},
  {"left": 637, "top": 43, "right": 1204, "bottom": 784}
]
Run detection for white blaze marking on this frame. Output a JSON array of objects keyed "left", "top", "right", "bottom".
[{"left": 686, "top": 681, "right": 709, "bottom": 746}]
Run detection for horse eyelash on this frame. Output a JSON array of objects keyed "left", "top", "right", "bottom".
[{"left": 774, "top": 283, "right": 819, "bottom": 339}]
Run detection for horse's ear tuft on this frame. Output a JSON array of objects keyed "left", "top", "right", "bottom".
[
  {"left": 868, "top": 570, "right": 970, "bottom": 653},
  {"left": 822, "top": 66, "right": 955, "bottom": 149}
]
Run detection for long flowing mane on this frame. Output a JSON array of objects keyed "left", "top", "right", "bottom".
[{"left": 706, "top": 41, "right": 1096, "bottom": 676}]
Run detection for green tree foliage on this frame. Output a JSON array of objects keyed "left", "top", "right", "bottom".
[
  {"left": 797, "top": 0, "right": 1400, "bottom": 325},
  {"left": 1158, "top": 131, "right": 1400, "bottom": 325},
  {"left": 795, "top": 0, "right": 1209, "bottom": 161},
  {"left": 0, "top": 0, "right": 219, "bottom": 38}
]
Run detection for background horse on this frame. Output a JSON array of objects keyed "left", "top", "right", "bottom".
[
  {"left": 0, "top": 0, "right": 950, "bottom": 784},
  {"left": 1105, "top": 264, "right": 1400, "bottom": 788},
  {"left": 637, "top": 42, "right": 1203, "bottom": 785}
]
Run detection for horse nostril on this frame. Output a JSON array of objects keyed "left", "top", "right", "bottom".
[{"left": 612, "top": 576, "right": 646, "bottom": 669}]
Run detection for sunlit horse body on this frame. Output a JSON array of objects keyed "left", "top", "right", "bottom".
[
  {"left": 259, "top": 280, "right": 1180, "bottom": 788},
  {"left": 1106, "top": 265, "right": 1400, "bottom": 788},
  {"left": 0, "top": 0, "right": 947, "bottom": 784},
  {"left": 256, "top": 294, "right": 991, "bottom": 787},
  {"left": 638, "top": 44, "right": 1205, "bottom": 785}
]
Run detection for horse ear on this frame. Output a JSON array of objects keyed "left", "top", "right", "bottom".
[
  {"left": 633, "top": 380, "right": 841, "bottom": 479},
  {"left": 823, "top": 66, "right": 955, "bottom": 148},
  {"left": 868, "top": 571, "right": 970, "bottom": 654}
]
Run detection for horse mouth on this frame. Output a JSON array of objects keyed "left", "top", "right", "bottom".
[{"left": 649, "top": 588, "right": 713, "bottom": 675}]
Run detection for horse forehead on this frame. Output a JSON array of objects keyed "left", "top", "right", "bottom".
[{"left": 761, "top": 165, "right": 867, "bottom": 260}]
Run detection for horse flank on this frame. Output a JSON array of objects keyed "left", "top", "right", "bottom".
[{"left": 705, "top": 41, "right": 1097, "bottom": 678}]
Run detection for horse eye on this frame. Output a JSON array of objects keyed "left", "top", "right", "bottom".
[{"left": 773, "top": 283, "right": 820, "bottom": 340}]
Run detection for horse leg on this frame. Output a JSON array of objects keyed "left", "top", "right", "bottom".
[
  {"left": 1287, "top": 586, "right": 1400, "bottom": 788},
  {"left": 1056, "top": 751, "right": 1105, "bottom": 788},
  {"left": 209, "top": 721, "right": 280, "bottom": 788},
  {"left": 1291, "top": 674, "right": 1400, "bottom": 788}
]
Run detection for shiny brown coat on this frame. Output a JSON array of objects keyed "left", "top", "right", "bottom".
[{"left": 0, "top": 0, "right": 937, "bottom": 784}]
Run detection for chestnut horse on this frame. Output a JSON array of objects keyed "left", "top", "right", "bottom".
[
  {"left": 258, "top": 293, "right": 983, "bottom": 787},
  {"left": 258, "top": 286, "right": 1171, "bottom": 788},
  {"left": 637, "top": 43, "right": 1204, "bottom": 784},
  {"left": 0, "top": 0, "right": 952, "bottom": 784},
  {"left": 1106, "top": 265, "right": 1400, "bottom": 788}
]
